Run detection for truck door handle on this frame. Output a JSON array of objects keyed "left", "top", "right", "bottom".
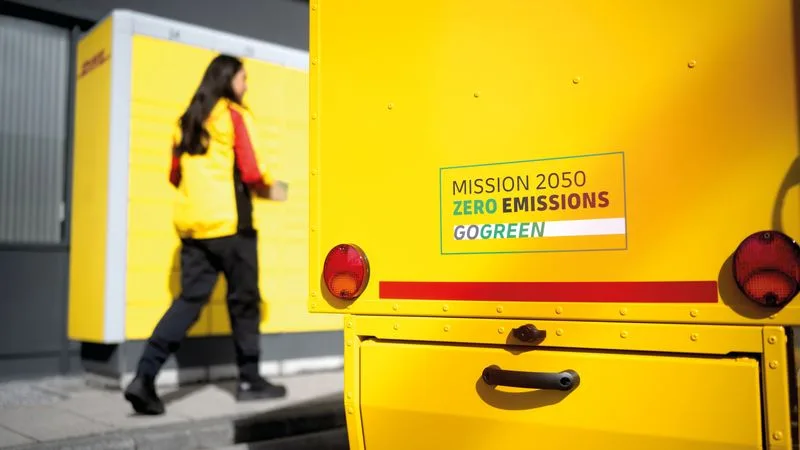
[{"left": 482, "top": 365, "right": 580, "bottom": 391}]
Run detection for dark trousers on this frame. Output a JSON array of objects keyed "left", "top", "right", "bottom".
[{"left": 136, "top": 231, "right": 262, "bottom": 380}]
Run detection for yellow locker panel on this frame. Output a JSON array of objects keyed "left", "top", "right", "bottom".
[
  {"left": 68, "top": 16, "right": 114, "bottom": 342},
  {"left": 126, "top": 34, "right": 339, "bottom": 340}
]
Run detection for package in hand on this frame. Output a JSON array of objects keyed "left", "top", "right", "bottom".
[{"left": 269, "top": 180, "right": 288, "bottom": 202}]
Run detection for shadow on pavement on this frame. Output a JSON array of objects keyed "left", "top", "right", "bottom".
[
  {"left": 242, "top": 428, "right": 349, "bottom": 450},
  {"left": 159, "top": 383, "right": 206, "bottom": 405},
  {"left": 232, "top": 391, "right": 348, "bottom": 448}
]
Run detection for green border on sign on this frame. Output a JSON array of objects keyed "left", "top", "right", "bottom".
[{"left": 438, "top": 151, "right": 628, "bottom": 255}]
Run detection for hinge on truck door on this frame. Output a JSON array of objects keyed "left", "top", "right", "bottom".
[
  {"left": 788, "top": 327, "right": 798, "bottom": 449},
  {"left": 763, "top": 327, "right": 794, "bottom": 449}
]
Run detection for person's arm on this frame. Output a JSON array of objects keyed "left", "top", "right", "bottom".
[
  {"left": 229, "top": 107, "right": 274, "bottom": 198},
  {"left": 169, "top": 125, "right": 182, "bottom": 188}
]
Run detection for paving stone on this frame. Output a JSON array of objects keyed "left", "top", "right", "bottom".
[
  {"left": 0, "top": 406, "right": 112, "bottom": 442},
  {"left": 0, "top": 371, "right": 344, "bottom": 449},
  {"left": 0, "top": 425, "right": 34, "bottom": 447},
  {"left": 54, "top": 391, "right": 190, "bottom": 430}
]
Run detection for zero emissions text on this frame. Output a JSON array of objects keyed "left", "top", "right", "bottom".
[{"left": 451, "top": 170, "right": 610, "bottom": 216}]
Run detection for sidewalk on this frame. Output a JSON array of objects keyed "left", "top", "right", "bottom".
[{"left": 0, "top": 371, "right": 344, "bottom": 449}]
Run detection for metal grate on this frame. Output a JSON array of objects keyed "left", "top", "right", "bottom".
[{"left": 0, "top": 15, "right": 70, "bottom": 244}]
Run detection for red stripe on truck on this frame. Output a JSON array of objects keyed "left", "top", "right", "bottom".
[{"left": 379, "top": 281, "right": 718, "bottom": 303}]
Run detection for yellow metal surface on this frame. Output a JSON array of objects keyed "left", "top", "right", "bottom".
[
  {"left": 308, "top": 0, "right": 800, "bottom": 325},
  {"left": 68, "top": 17, "right": 113, "bottom": 342},
  {"left": 762, "top": 327, "right": 794, "bottom": 450},
  {"left": 348, "top": 315, "right": 764, "bottom": 355},
  {"left": 125, "top": 35, "right": 339, "bottom": 340},
  {"left": 343, "top": 315, "right": 786, "bottom": 449},
  {"left": 343, "top": 324, "right": 365, "bottom": 450},
  {"left": 358, "top": 338, "right": 763, "bottom": 449}
]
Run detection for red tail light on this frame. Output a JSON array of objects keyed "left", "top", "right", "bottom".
[
  {"left": 732, "top": 231, "right": 800, "bottom": 306},
  {"left": 322, "top": 244, "right": 370, "bottom": 300}
]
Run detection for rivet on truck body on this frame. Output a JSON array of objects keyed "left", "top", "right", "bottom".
[
  {"left": 393, "top": 324, "right": 399, "bottom": 330},
  {"left": 555, "top": 307, "right": 563, "bottom": 315},
  {"left": 688, "top": 60, "right": 697, "bottom": 68},
  {"left": 310, "top": 302, "right": 317, "bottom": 310},
  {"left": 442, "top": 304, "right": 449, "bottom": 312},
  {"left": 474, "top": 91, "right": 481, "bottom": 98},
  {"left": 689, "top": 309, "right": 698, "bottom": 318},
  {"left": 392, "top": 304, "right": 399, "bottom": 311},
  {"left": 346, "top": 339, "right": 353, "bottom": 347},
  {"left": 496, "top": 306, "right": 503, "bottom": 313},
  {"left": 556, "top": 328, "right": 564, "bottom": 336},
  {"left": 347, "top": 406, "right": 353, "bottom": 414},
  {"left": 619, "top": 308, "right": 628, "bottom": 316},
  {"left": 311, "top": 113, "right": 317, "bottom": 120},
  {"left": 347, "top": 321, "right": 352, "bottom": 328},
  {"left": 347, "top": 392, "right": 353, "bottom": 400},
  {"left": 572, "top": 76, "right": 581, "bottom": 84},
  {"left": 498, "top": 327, "right": 505, "bottom": 334},
  {"left": 311, "top": 58, "right": 318, "bottom": 65},
  {"left": 690, "top": 333, "right": 699, "bottom": 341},
  {"left": 620, "top": 331, "right": 629, "bottom": 338},
  {"left": 773, "top": 431, "right": 784, "bottom": 441},
  {"left": 768, "top": 336, "right": 778, "bottom": 345},
  {"left": 444, "top": 325, "right": 451, "bottom": 332},
  {"left": 769, "top": 360, "right": 779, "bottom": 369},
  {"left": 387, "top": 103, "right": 394, "bottom": 110}
]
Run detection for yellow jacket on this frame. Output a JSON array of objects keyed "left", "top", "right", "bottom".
[{"left": 169, "top": 99, "right": 273, "bottom": 240}]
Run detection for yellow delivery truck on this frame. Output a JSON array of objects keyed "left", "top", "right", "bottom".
[{"left": 308, "top": 1, "right": 800, "bottom": 449}]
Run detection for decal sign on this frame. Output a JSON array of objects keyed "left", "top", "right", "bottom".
[
  {"left": 439, "top": 152, "right": 627, "bottom": 254},
  {"left": 78, "top": 49, "right": 109, "bottom": 79}
]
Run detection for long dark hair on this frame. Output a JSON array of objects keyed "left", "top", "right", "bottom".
[{"left": 175, "top": 54, "right": 243, "bottom": 156}]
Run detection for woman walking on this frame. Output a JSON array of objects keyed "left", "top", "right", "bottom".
[{"left": 124, "top": 54, "right": 287, "bottom": 415}]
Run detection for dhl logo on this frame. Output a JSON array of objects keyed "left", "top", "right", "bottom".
[{"left": 78, "top": 50, "right": 109, "bottom": 78}]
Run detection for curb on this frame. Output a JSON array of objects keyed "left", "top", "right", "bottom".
[
  {"left": 7, "top": 400, "right": 345, "bottom": 450},
  {"left": 218, "top": 428, "right": 349, "bottom": 450}
]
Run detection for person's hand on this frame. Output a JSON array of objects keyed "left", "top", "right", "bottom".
[
  {"left": 269, "top": 181, "right": 288, "bottom": 201},
  {"left": 254, "top": 181, "right": 288, "bottom": 201},
  {"left": 253, "top": 184, "right": 271, "bottom": 199}
]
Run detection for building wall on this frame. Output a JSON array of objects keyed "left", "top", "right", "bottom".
[
  {"left": 0, "top": 7, "right": 82, "bottom": 380},
  {"left": 0, "top": 0, "right": 314, "bottom": 381},
  {"left": 0, "top": 14, "right": 70, "bottom": 244},
  {"left": 6, "top": 0, "right": 309, "bottom": 50},
  {"left": 0, "top": 249, "right": 79, "bottom": 378}
]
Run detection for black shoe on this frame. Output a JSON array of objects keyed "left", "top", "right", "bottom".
[
  {"left": 124, "top": 375, "right": 165, "bottom": 415},
  {"left": 236, "top": 376, "right": 287, "bottom": 401}
]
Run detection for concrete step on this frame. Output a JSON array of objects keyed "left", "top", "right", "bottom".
[
  {"left": 0, "top": 372, "right": 344, "bottom": 450},
  {"left": 6, "top": 394, "right": 345, "bottom": 450}
]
